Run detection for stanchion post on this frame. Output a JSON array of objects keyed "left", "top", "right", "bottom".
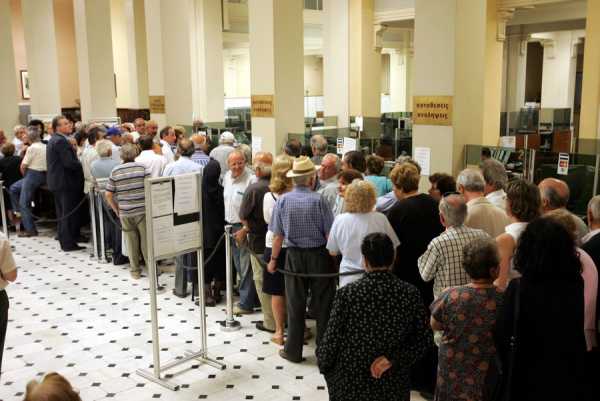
[
  {"left": 88, "top": 187, "right": 99, "bottom": 260},
  {"left": 0, "top": 181, "right": 8, "bottom": 239},
  {"left": 220, "top": 225, "right": 241, "bottom": 332},
  {"left": 96, "top": 190, "right": 108, "bottom": 263}
]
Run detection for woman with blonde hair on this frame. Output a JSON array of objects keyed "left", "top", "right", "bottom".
[
  {"left": 327, "top": 180, "right": 399, "bottom": 287},
  {"left": 262, "top": 154, "right": 294, "bottom": 345},
  {"left": 24, "top": 372, "right": 81, "bottom": 401}
]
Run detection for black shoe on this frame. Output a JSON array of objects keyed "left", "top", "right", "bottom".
[
  {"left": 172, "top": 289, "right": 188, "bottom": 298},
  {"left": 113, "top": 255, "right": 130, "bottom": 265},
  {"left": 77, "top": 235, "right": 89, "bottom": 243},
  {"left": 256, "top": 322, "right": 275, "bottom": 333},
  {"left": 63, "top": 245, "right": 85, "bottom": 252},
  {"left": 278, "top": 349, "right": 305, "bottom": 363}
]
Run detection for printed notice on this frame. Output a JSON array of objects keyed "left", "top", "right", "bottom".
[
  {"left": 413, "top": 96, "right": 453, "bottom": 126},
  {"left": 557, "top": 153, "right": 569, "bottom": 175},
  {"left": 174, "top": 222, "right": 201, "bottom": 253},
  {"left": 413, "top": 147, "right": 431, "bottom": 176},
  {"left": 336, "top": 138, "right": 343, "bottom": 155},
  {"left": 153, "top": 215, "right": 175, "bottom": 257},
  {"left": 342, "top": 137, "right": 357, "bottom": 155},
  {"left": 252, "top": 136, "right": 262, "bottom": 154},
  {"left": 151, "top": 181, "right": 173, "bottom": 217},
  {"left": 174, "top": 174, "right": 198, "bottom": 215}
]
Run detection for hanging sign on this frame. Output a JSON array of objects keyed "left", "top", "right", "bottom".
[{"left": 413, "top": 96, "right": 453, "bottom": 126}]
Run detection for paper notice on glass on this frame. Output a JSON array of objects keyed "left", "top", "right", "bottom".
[
  {"left": 499, "top": 136, "right": 516, "bottom": 149},
  {"left": 413, "top": 147, "right": 431, "bottom": 176},
  {"left": 174, "top": 222, "right": 201, "bottom": 253},
  {"left": 252, "top": 136, "right": 262, "bottom": 154},
  {"left": 557, "top": 153, "right": 569, "bottom": 175},
  {"left": 153, "top": 215, "right": 175, "bottom": 257},
  {"left": 336, "top": 137, "right": 343, "bottom": 155},
  {"left": 174, "top": 174, "right": 198, "bottom": 215},
  {"left": 342, "top": 137, "right": 357, "bottom": 155},
  {"left": 151, "top": 181, "right": 173, "bottom": 217},
  {"left": 355, "top": 116, "right": 364, "bottom": 131}
]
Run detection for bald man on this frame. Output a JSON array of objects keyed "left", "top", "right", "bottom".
[
  {"left": 238, "top": 152, "right": 275, "bottom": 329},
  {"left": 317, "top": 153, "right": 340, "bottom": 211},
  {"left": 190, "top": 134, "right": 210, "bottom": 166},
  {"left": 539, "top": 178, "right": 589, "bottom": 242}
]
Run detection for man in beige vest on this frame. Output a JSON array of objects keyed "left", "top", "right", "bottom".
[{"left": 457, "top": 168, "right": 510, "bottom": 238}]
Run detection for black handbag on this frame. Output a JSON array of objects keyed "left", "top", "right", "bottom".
[{"left": 484, "top": 279, "right": 521, "bottom": 401}]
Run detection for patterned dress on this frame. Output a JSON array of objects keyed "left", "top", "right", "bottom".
[
  {"left": 316, "top": 271, "right": 432, "bottom": 401},
  {"left": 431, "top": 286, "right": 503, "bottom": 401}
]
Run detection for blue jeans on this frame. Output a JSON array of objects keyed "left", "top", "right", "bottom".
[
  {"left": 11, "top": 170, "right": 46, "bottom": 232},
  {"left": 231, "top": 223, "right": 257, "bottom": 310}
]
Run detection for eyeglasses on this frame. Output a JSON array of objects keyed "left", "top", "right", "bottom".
[{"left": 442, "top": 191, "right": 461, "bottom": 198}]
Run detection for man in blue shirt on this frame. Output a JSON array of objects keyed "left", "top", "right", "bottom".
[{"left": 268, "top": 156, "right": 335, "bottom": 363}]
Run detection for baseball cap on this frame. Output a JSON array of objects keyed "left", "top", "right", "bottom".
[{"left": 106, "top": 127, "right": 122, "bottom": 138}]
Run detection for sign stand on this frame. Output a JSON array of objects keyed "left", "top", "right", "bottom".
[{"left": 136, "top": 172, "right": 225, "bottom": 391}]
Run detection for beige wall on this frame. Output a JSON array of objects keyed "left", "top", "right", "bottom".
[
  {"left": 111, "top": 0, "right": 129, "bottom": 108},
  {"left": 10, "top": 0, "right": 79, "bottom": 107},
  {"left": 303, "top": 55, "right": 323, "bottom": 96}
]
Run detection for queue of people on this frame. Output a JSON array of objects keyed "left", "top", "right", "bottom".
[{"left": 1, "top": 116, "right": 599, "bottom": 401}]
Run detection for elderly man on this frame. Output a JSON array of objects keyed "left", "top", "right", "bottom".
[
  {"left": 190, "top": 134, "right": 210, "bottom": 166},
  {"left": 457, "top": 168, "right": 509, "bottom": 238},
  {"left": 223, "top": 150, "right": 257, "bottom": 314},
  {"left": 133, "top": 118, "right": 146, "bottom": 138},
  {"left": 269, "top": 156, "right": 335, "bottom": 363},
  {"left": 46, "top": 115, "right": 85, "bottom": 252},
  {"left": 80, "top": 126, "right": 104, "bottom": 194},
  {"left": 418, "top": 194, "right": 489, "bottom": 299},
  {"left": 238, "top": 152, "right": 274, "bottom": 331},
  {"left": 9, "top": 128, "right": 47, "bottom": 237},
  {"left": 158, "top": 126, "right": 176, "bottom": 165},
  {"left": 135, "top": 135, "right": 166, "bottom": 178},
  {"left": 481, "top": 159, "right": 508, "bottom": 210},
  {"left": 317, "top": 153, "right": 340, "bottom": 211},
  {"left": 162, "top": 139, "right": 204, "bottom": 298},
  {"left": 210, "top": 131, "right": 236, "bottom": 180},
  {"left": 539, "top": 177, "right": 588, "bottom": 242},
  {"left": 106, "top": 127, "right": 123, "bottom": 162},
  {"left": 105, "top": 143, "right": 149, "bottom": 279},
  {"left": 310, "top": 134, "right": 328, "bottom": 165},
  {"left": 146, "top": 120, "right": 159, "bottom": 138},
  {"left": 90, "top": 140, "right": 119, "bottom": 179}
]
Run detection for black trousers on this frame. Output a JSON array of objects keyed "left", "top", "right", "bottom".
[
  {"left": 0, "top": 290, "right": 8, "bottom": 377},
  {"left": 283, "top": 246, "right": 336, "bottom": 361},
  {"left": 54, "top": 190, "right": 82, "bottom": 250}
]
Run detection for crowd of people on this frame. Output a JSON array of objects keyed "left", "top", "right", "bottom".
[{"left": 1, "top": 117, "right": 599, "bottom": 401}]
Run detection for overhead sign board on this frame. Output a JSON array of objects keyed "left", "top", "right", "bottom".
[{"left": 413, "top": 96, "right": 453, "bottom": 126}]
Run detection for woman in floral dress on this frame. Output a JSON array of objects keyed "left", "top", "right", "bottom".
[{"left": 431, "top": 237, "right": 504, "bottom": 401}]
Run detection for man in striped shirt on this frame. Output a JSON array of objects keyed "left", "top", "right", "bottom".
[
  {"left": 105, "top": 143, "right": 149, "bottom": 279},
  {"left": 190, "top": 134, "right": 210, "bottom": 167}
]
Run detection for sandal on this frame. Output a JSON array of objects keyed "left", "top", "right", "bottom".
[{"left": 271, "top": 335, "right": 284, "bottom": 346}]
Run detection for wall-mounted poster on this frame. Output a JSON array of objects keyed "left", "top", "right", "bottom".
[{"left": 20, "top": 70, "right": 30, "bottom": 100}]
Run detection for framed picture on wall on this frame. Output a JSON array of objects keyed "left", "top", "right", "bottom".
[{"left": 20, "top": 70, "right": 30, "bottom": 100}]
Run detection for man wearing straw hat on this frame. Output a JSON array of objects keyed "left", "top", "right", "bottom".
[{"left": 269, "top": 156, "right": 336, "bottom": 363}]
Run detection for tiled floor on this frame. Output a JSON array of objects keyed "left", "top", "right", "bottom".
[{"left": 1, "top": 230, "right": 426, "bottom": 401}]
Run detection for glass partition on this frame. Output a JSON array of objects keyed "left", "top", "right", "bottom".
[{"left": 463, "top": 145, "right": 529, "bottom": 180}]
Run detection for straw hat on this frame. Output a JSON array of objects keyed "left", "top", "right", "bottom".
[{"left": 286, "top": 156, "right": 317, "bottom": 178}]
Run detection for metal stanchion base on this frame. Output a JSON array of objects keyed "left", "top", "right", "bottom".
[
  {"left": 184, "top": 350, "right": 226, "bottom": 370},
  {"left": 136, "top": 369, "right": 180, "bottom": 391},
  {"left": 219, "top": 319, "right": 241, "bottom": 332}
]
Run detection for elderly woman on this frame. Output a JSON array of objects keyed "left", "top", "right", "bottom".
[
  {"left": 317, "top": 233, "right": 432, "bottom": 401},
  {"left": 262, "top": 154, "right": 294, "bottom": 345},
  {"left": 431, "top": 237, "right": 503, "bottom": 401},
  {"left": 365, "top": 155, "right": 392, "bottom": 197},
  {"left": 9, "top": 128, "right": 47, "bottom": 237},
  {"left": 495, "top": 179, "right": 541, "bottom": 289},
  {"left": 105, "top": 143, "right": 149, "bottom": 279},
  {"left": 327, "top": 180, "right": 399, "bottom": 287},
  {"left": 495, "top": 218, "right": 586, "bottom": 401},
  {"left": 332, "top": 168, "right": 363, "bottom": 216}
]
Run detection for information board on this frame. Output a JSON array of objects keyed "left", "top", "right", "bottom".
[{"left": 413, "top": 96, "right": 453, "bottom": 126}]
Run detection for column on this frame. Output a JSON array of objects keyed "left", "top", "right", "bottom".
[
  {"left": 537, "top": 32, "right": 580, "bottom": 109},
  {"left": 195, "top": 0, "right": 225, "bottom": 124},
  {"left": 248, "top": 0, "right": 304, "bottom": 155},
  {"left": 0, "top": 0, "right": 19, "bottom": 133},
  {"left": 144, "top": 0, "right": 166, "bottom": 126},
  {"left": 323, "top": 0, "right": 349, "bottom": 127},
  {"left": 389, "top": 50, "right": 409, "bottom": 112},
  {"left": 579, "top": 0, "right": 600, "bottom": 140},
  {"left": 73, "top": 0, "right": 117, "bottom": 120},
  {"left": 505, "top": 33, "right": 528, "bottom": 113},
  {"left": 413, "top": 0, "right": 504, "bottom": 179},
  {"left": 21, "top": 0, "right": 61, "bottom": 115}
]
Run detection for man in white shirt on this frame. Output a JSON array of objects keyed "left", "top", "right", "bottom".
[
  {"left": 106, "top": 127, "right": 123, "bottom": 162},
  {"left": 209, "top": 131, "right": 236, "bottom": 180},
  {"left": 223, "top": 150, "right": 257, "bottom": 313},
  {"left": 481, "top": 159, "right": 507, "bottom": 211},
  {"left": 135, "top": 135, "right": 166, "bottom": 178},
  {"left": 159, "top": 126, "right": 176, "bottom": 165},
  {"left": 317, "top": 153, "right": 340, "bottom": 211}
]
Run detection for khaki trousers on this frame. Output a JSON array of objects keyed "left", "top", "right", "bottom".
[
  {"left": 250, "top": 253, "right": 274, "bottom": 331},
  {"left": 121, "top": 215, "right": 147, "bottom": 273}
]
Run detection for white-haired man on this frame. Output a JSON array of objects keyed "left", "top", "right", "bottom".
[{"left": 310, "top": 134, "right": 328, "bottom": 166}]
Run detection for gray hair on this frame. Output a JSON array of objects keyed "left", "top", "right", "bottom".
[
  {"left": 292, "top": 172, "right": 315, "bottom": 187},
  {"left": 120, "top": 143, "right": 139, "bottom": 162},
  {"left": 254, "top": 159, "right": 272, "bottom": 176},
  {"left": 439, "top": 194, "right": 467, "bottom": 226},
  {"left": 13, "top": 124, "right": 26, "bottom": 135},
  {"left": 238, "top": 144, "right": 252, "bottom": 164},
  {"left": 96, "top": 140, "right": 113, "bottom": 157},
  {"left": 227, "top": 149, "right": 246, "bottom": 164},
  {"left": 480, "top": 159, "right": 507, "bottom": 190},
  {"left": 457, "top": 168, "right": 485, "bottom": 193},
  {"left": 541, "top": 185, "right": 569, "bottom": 209},
  {"left": 310, "top": 134, "right": 328, "bottom": 154},
  {"left": 588, "top": 195, "right": 600, "bottom": 224},
  {"left": 322, "top": 153, "right": 341, "bottom": 171},
  {"left": 27, "top": 127, "right": 41, "bottom": 143}
]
